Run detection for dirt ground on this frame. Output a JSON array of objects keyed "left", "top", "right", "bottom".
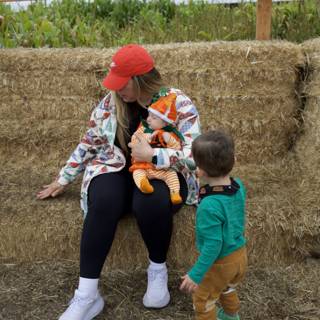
[{"left": 0, "top": 258, "right": 319, "bottom": 320}]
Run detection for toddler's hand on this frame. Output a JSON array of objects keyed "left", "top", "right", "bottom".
[{"left": 180, "top": 274, "right": 198, "bottom": 293}]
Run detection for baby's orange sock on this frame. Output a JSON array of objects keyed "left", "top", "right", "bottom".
[
  {"left": 170, "top": 192, "right": 182, "bottom": 204},
  {"left": 140, "top": 178, "right": 154, "bottom": 193}
]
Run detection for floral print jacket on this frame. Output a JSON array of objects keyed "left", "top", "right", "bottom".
[{"left": 57, "top": 88, "right": 201, "bottom": 216}]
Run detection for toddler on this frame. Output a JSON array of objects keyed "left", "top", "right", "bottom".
[{"left": 180, "top": 129, "right": 247, "bottom": 320}]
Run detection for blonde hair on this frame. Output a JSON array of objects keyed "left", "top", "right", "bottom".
[{"left": 112, "top": 68, "right": 164, "bottom": 156}]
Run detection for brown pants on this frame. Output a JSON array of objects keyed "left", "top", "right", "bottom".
[{"left": 192, "top": 247, "right": 247, "bottom": 320}]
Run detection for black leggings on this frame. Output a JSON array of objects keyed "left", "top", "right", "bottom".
[{"left": 80, "top": 169, "right": 188, "bottom": 278}]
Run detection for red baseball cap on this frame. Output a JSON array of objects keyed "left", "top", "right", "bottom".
[{"left": 102, "top": 44, "right": 154, "bottom": 91}]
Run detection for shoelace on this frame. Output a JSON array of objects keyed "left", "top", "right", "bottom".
[
  {"left": 69, "top": 294, "right": 94, "bottom": 307},
  {"left": 148, "top": 269, "right": 167, "bottom": 289}
]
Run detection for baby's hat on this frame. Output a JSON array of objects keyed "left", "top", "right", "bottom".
[{"left": 148, "top": 93, "right": 177, "bottom": 124}]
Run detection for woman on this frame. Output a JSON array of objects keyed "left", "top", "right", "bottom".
[{"left": 37, "top": 44, "right": 201, "bottom": 320}]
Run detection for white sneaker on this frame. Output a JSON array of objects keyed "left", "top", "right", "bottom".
[
  {"left": 59, "top": 289, "right": 104, "bottom": 320},
  {"left": 143, "top": 265, "right": 170, "bottom": 308}
]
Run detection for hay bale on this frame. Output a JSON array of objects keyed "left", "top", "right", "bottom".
[
  {"left": 1, "top": 159, "right": 316, "bottom": 270},
  {"left": 0, "top": 94, "right": 298, "bottom": 164},
  {"left": 0, "top": 41, "right": 312, "bottom": 270},
  {"left": 235, "top": 158, "right": 319, "bottom": 265},
  {"left": 0, "top": 41, "right": 304, "bottom": 72},
  {"left": 148, "top": 41, "right": 304, "bottom": 70},
  {"left": 0, "top": 42, "right": 304, "bottom": 164},
  {"left": 295, "top": 97, "right": 320, "bottom": 176},
  {"left": 0, "top": 164, "right": 196, "bottom": 270},
  {"left": 0, "top": 119, "right": 87, "bottom": 151},
  {"left": 163, "top": 67, "right": 298, "bottom": 97},
  {"left": 293, "top": 39, "right": 320, "bottom": 259},
  {"left": 1, "top": 70, "right": 104, "bottom": 97},
  {"left": 195, "top": 95, "right": 299, "bottom": 164},
  {"left": 296, "top": 39, "right": 320, "bottom": 178},
  {"left": 1, "top": 94, "right": 98, "bottom": 121},
  {"left": 0, "top": 48, "right": 114, "bottom": 72},
  {"left": 302, "top": 38, "right": 320, "bottom": 68}
]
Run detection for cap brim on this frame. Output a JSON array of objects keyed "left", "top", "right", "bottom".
[
  {"left": 102, "top": 71, "right": 130, "bottom": 91},
  {"left": 149, "top": 108, "right": 174, "bottom": 124}
]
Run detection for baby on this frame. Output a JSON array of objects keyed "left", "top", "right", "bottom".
[{"left": 129, "top": 93, "right": 184, "bottom": 204}]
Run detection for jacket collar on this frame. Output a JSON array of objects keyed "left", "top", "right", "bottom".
[{"left": 198, "top": 177, "right": 239, "bottom": 203}]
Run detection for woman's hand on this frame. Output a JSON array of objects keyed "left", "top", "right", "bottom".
[
  {"left": 180, "top": 274, "right": 198, "bottom": 294},
  {"left": 128, "top": 133, "right": 154, "bottom": 162},
  {"left": 36, "top": 180, "right": 65, "bottom": 199}
]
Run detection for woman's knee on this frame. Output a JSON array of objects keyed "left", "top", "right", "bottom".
[
  {"left": 87, "top": 173, "right": 130, "bottom": 215},
  {"left": 132, "top": 193, "right": 171, "bottom": 221}
]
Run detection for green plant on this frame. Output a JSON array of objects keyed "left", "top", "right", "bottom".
[{"left": 0, "top": 0, "right": 319, "bottom": 48}]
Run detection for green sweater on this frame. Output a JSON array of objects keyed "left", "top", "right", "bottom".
[{"left": 188, "top": 178, "right": 246, "bottom": 284}]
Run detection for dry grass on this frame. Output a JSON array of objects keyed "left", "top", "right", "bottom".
[{"left": 0, "top": 259, "right": 319, "bottom": 320}]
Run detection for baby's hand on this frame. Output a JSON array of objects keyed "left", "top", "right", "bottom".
[
  {"left": 162, "top": 131, "right": 171, "bottom": 143},
  {"left": 150, "top": 130, "right": 158, "bottom": 139},
  {"left": 145, "top": 133, "right": 153, "bottom": 142},
  {"left": 180, "top": 274, "right": 198, "bottom": 294}
]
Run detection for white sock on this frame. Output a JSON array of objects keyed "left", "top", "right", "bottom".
[
  {"left": 149, "top": 260, "right": 166, "bottom": 270},
  {"left": 78, "top": 277, "right": 99, "bottom": 297}
]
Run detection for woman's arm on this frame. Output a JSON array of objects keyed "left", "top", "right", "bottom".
[
  {"left": 152, "top": 92, "right": 201, "bottom": 171},
  {"left": 57, "top": 95, "right": 115, "bottom": 186},
  {"left": 37, "top": 95, "right": 115, "bottom": 199}
]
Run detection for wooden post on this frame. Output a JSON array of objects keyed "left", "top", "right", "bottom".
[{"left": 256, "top": 0, "right": 272, "bottom": 40}]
